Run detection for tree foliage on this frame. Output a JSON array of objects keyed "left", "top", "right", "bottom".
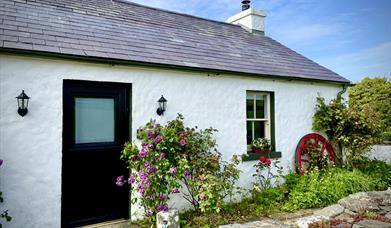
[
  {"left": 313, "top": 96, "right": 382, "bottom": 165},
  {"left": 349, "top": 77, "right": 391, "bottom": 141}
]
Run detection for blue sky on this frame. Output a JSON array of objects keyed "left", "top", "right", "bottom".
[{"left": 130, "top": 0, "right": 391, "bottom": 82}]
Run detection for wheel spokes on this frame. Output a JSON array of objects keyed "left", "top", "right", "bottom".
[
  {"left": 320, "top": 142, "right": 326, "bottom": 155},
  {"left": 295, "top": 133, "right": 335, "bottom": 175}
]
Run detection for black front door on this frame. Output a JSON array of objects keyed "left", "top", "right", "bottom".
[{"left": 62, "top": 80, "right": 130, "bottom": 227}]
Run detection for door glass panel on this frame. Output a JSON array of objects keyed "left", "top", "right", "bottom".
[
  {"left": 255, "top": 95, "right": 266, "bottom": 119},
  {"left": 75, "top": 98, "right": 115, "bottom": 144}
]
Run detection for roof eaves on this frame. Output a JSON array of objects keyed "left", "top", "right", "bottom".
[{"left": 0, "top": 47, "right": 351, "bottom": 85}]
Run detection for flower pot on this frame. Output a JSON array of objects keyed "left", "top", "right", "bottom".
[{"left": 251, "top": 147, "right": 270, "bottom": 154}]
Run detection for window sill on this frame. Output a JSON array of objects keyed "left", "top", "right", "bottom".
[{"left": 242, "top": 151, "right": 282, "bottom": 161}]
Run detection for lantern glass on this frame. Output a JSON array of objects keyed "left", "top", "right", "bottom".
[
  {"left": 158, "top": 100, "right": 163, "bottom": 110},
  {"left": 157, "top": 95, "right": 167, "bottom": 115},
  {"left": 17, "top": 98, "right": 22, "bottom": 108},
  {"left": 162, "top": 100, "right": 167, "bottom": 111},
  {"left": 17, "top": 97, "right": 29, "bottom": 109}
]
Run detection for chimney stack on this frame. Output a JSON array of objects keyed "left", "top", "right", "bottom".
[
  {"left": 242, "top": 0, "right": 250, "bottom": 11},
  {"left": 227, "top": 1, "right": 266, "bottom": 35}
]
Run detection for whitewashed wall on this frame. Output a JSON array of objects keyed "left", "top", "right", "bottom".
[
  {"left": 0, "top": 53, "right": 344, "bottom": 227},
  {"left": 370, "top": 144, "right": 391, "bottom": 164}
]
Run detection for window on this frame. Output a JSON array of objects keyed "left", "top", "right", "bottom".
[
  {"left": 75, "top": 98, "right": 115, "bottom": 144},
  {"left": 244, "top": 91, "right": 281, "bottom": 161},
  {"left": 246, "top": 92, "right": 271, "bottom": 146}
]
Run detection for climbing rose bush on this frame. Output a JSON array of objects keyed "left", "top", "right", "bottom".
[
  {"left": 119, "top": 119, "right": 186, "bottom": 216},
  {"left": 119, "top": 114, "right": 241, "bottom": 216},
  {"left": 252, "top": 156, "right": 283, "bottom": 192}
]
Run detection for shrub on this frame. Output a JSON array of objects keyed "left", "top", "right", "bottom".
[
  {"left": 313, "top": 97, "right": 382, "bottom": 165},
  {"left": 282, "top": 168, "right": 383, "bottom": 211},
  {"left": 349, "top": 77, "right": 391, "bottom": 141},
  {"left": 119, "top": 114, "right": 241, "bottom": 217},
  {"left": 120, "top": 119, "right": 185, "bottom": 217},
  {"left": 176, "top": 123, "right": 241, "bottom": 214},
  {"left": 352, "top": 158, "right": 391, "bottom": 188}
]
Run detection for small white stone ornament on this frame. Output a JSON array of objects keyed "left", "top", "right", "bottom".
[{"left": 156, "top": 209, "right": 180, "bottom": 228}]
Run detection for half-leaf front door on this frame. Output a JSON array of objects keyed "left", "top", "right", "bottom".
[{"left": 62, "top": 80, "right": 130, "bottom": 227}]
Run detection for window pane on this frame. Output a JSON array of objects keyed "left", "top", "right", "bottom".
[
  {"left": 254, "top": 121, "right": 265, "bottom": 140},
  {"left": 75, "top": 98, "right": 115, "bottom": 144},
  {"left": 255, "top": 95, "right": 266, "bottom": 119},
  {"left": 246, "top": 96, "right": 254, "bottom": 119},
  {"left": 247, "top": 121, "right": 253, "bottom": 145}
]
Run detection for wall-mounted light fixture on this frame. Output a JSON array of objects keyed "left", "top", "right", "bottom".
[
  {"left": 16, "top": 90, "right": 30, "bottom": 117},
  {"left": 156, "top": 95, "right": 167, "bottom": 116}
]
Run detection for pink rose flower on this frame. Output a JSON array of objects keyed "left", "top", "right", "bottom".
[{"left": 179, "top": 139, "right": 186, "bottom": 146}]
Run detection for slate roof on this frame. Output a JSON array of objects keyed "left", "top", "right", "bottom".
[{"left": 0, "top": 0, "right": 349, "bottom": 83}]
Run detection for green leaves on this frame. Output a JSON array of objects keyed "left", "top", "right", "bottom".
[
  {"left": 282, "top": 167, "right": 387, "bottom": 211},
  {"left": 349, "top": 77, "right": 391, "bottom": 141},
  {"left": 181, "top": 128, "right": 241, "bottom": 214},
  {"left": 313, "top": 94, "right": 382, "bottom": 165},
  {"left": 120, "top": 114, "right": 241, "bottom": 218}
]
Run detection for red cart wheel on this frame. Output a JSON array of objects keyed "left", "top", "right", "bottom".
[{"left": 295, "top": 133, "right": 335, "bottom": 175}]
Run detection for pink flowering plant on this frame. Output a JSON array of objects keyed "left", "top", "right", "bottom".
[
  {"left": 119, "top": 114, "right": 241, "bottom": 217},
  {"left": 120, "top": 117, "right": 187, "bottom": 217},
  {"left": 253, "top": 156, "right": 283, "bottom": 192}
]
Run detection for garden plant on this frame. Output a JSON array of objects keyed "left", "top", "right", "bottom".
[
  {"left": 118, "top": 114, "right": 241, "bottom": 220},
  {"left": 120, "top": 80, "right": 391, "bottom": 227},
  {"left": 313, "top": 96, "right": 382, "bottom": 165},
  {"left": 349, "top": 77, "right": 391, "bottom": 141},
  {"left": 302, "top": 140, "right": 334, "bottom": 172},
  {"left": 251, "top": 138, "right": 271, "bottom": 153},
  {"left": 252, "top": 156, "right": 283, "bottom": 192}
]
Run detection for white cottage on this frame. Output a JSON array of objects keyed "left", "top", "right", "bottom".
[{"left": 0, "top": 0, "right": 350, "bottom": 227}]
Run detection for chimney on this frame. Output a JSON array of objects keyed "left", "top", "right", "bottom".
[
  {"left": 227, "top": 0, "right": 266, "bottom": 35},
  {"left": 242, "top": 0, "right": 250, "bottom": 11}
]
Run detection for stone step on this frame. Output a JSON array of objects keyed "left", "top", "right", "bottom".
[{"left": 80, "top": 219, "right": 138, "bottom": 228}]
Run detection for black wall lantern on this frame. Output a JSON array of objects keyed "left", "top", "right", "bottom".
[
  {"left": 156, "top": 95, "right": 167, "bottom": 116},
  {"left": 16, "top": 90, "right": 30, "bottom": 117}
]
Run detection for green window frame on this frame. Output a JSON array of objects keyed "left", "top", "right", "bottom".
[{"left": 243, "top": 91, "right": 281, "bottom": 161}]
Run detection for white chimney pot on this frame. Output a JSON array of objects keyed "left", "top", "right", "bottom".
[{"left": 227, "top": 8, "right": 266, "bottom": 34}]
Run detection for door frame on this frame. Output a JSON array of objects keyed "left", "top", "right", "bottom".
[{"left": 61, "top": 79, "right": 132, "bottom": 227}]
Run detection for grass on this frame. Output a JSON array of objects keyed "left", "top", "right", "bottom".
[
  {"left": 180, "top": 186, "right": 286, "bottom": 227},
  {"left": 132, "top": 159, "right": 391, "bottom": 228}
]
